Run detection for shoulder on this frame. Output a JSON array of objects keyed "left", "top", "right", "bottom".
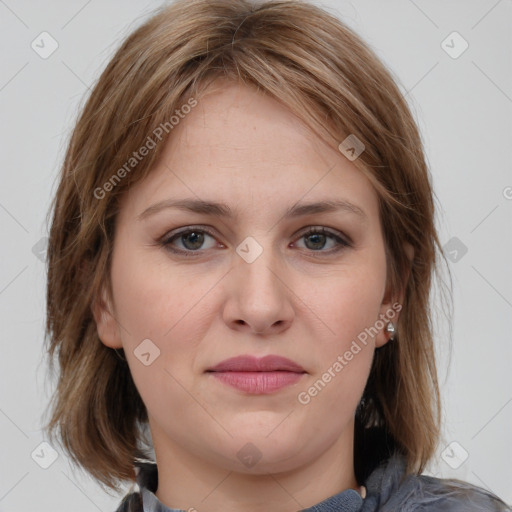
[
  {"left": 362, "top": 453, "right": 511, "bottom": 512},
  {"left": 414, "top": 474, "right": 511, "bottom": 511},
  {"left": 114, "top": 491, "right": 143, "bottom": 512}
]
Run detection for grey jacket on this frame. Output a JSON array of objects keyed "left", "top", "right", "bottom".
[{"left": 114, "top": 453, "right": 511, "bottom": 511}]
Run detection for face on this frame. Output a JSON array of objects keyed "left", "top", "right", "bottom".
[{"left": 94, "top": 80, "right": 401, "bottom": 475}]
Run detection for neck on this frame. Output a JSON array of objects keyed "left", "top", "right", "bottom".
[{"left": 151, "top": 422, "right": 359, "bottom": 512}]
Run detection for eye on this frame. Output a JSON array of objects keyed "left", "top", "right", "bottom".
[
  {"left": 159, "top": 225, "right": 351, "bottom": 257},
  {"left": 293, "top": 227, "right": 351, "bottom": 254},
  {"left": 160, "top": 226, "right": 220, "bottom": 256}
]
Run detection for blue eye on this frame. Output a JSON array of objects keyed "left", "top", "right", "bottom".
[
  {"left": 160, "top": 226, "right": 351, "bottom": 257},
  {"left": 295, "top": 227, "right": 351, "bottom": 252},
  {"left": 161, "top": 227, "right": 218, "bottom": 255}
]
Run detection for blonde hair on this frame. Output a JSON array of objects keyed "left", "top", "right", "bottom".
[{"left": 44, "top": 0, "right": 450, "bottom": 492}]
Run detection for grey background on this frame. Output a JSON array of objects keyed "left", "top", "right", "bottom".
[{"left": 0, "top": 0, "right": 511, "bottom": 510}]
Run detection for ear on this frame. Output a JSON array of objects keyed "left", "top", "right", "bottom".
[
  {"left": 91, "top": 283, "right": 123, "bottom": 349},
  {"left": 374, "top": 242, "right": 414, "bottom": 348}
]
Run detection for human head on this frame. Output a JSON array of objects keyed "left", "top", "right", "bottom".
[{"left": 44, "top": 0, "right": 446, "bottom": 491}]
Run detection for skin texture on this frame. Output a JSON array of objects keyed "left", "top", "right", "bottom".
[{"left": 93, "top": 81, "right": 404, "bottom": 512}]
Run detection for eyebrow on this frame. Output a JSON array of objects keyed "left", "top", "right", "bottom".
[{"left": 137, "top": 198, "right": 367, "bottom": 222}]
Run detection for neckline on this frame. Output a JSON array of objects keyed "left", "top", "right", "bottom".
[
  {"left": 135, "top": 462, "right": 367, "bottom": 512},
  {"left": 140, "top": 485, "right": 365, "bottom": 512}
]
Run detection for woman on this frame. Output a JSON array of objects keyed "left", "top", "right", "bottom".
[{"left": 43, "top": 0, "right": 511, "bottom": 510}]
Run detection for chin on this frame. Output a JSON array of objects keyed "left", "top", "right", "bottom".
[{"left": 207, "top": 427, "right": 313, "bottom": 473}]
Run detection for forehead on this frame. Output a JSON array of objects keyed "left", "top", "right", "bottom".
[
  {"left": 119, "top": 81, "right": 380, "bottom": 225},
  {"left": 176, "top": 81, "right": 332, "bottom": 168}
]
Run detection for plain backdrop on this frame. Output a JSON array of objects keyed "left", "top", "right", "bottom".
[{"left": 0, "top": 1, "right": 511, "bottom": 510}]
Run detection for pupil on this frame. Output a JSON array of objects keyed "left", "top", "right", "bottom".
[
  {"left": 306, "top": 233, "right": 325, "bottom": 250},
  {"left": 183, "top": 231, "right": 204, "bottom": 250}
]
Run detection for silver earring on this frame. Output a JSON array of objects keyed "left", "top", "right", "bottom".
[{"left": 386, "top": 321, "right": 396, "bottom": 340}]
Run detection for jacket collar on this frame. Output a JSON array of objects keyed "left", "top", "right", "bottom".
[{"left": 134, "top": 461, "right": 365, "bottom": 511}]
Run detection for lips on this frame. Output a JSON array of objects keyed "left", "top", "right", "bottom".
[
  {"left": 206, "top": 355, "right": 307, "bottom": 394},
  {"left": 206, "top": 354, "right": 306, "bottom": 373}
]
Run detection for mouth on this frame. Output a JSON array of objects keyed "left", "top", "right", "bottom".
[
  {"left": 206, "top": 354, "right": 306, "bottom": 373},
  {"left": 205, "top": 355, "right": 307, "bottom": 394}
]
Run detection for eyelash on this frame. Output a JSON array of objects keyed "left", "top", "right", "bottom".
[{"left": 159, "top": 225, "right": 352, "bottom": 257}]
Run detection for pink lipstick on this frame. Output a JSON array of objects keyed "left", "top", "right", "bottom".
[{"left": 206, "top": 355, "right": 306, "bottom": 394}]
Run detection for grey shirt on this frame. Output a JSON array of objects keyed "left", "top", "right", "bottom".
[{"left": 115, "top": 452, "right": 511, "bottom": 511}]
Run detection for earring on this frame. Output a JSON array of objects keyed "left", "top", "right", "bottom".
[{"left": 386, "top": 321, "right": 396, "bottom": 340}]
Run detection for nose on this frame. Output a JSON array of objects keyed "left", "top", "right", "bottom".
[{"left": 222, "top": 246, "right": 295, "bottom": 336}]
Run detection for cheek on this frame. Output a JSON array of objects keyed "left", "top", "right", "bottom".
[
  {"left": 293, "top": 262, "right": 385, "bottom": 409},
  {"left": 299, "top": 265, "right": 385, "bottom": 349},
  {"left": 109, "top": 246, "right": 220, "bottom": 386},
  {"left": 110, "top": 242, "right": 207, "bottom": 340},
  {"left": 109, "top": 250, "right": 211, "bottom": 417},
  {"left": 294, "top": 291, "right": 375, "bottom": 435}
]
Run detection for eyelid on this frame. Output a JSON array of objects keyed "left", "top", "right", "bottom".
[
  {"left": 159, "top": 224, "right": 352, "bottom": 256},
  {"left": 159, "top": 225, "right": 220, "bottom": 250},
  {"left": 296, "top": 225, "right": 352, "bottom": 246}
]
